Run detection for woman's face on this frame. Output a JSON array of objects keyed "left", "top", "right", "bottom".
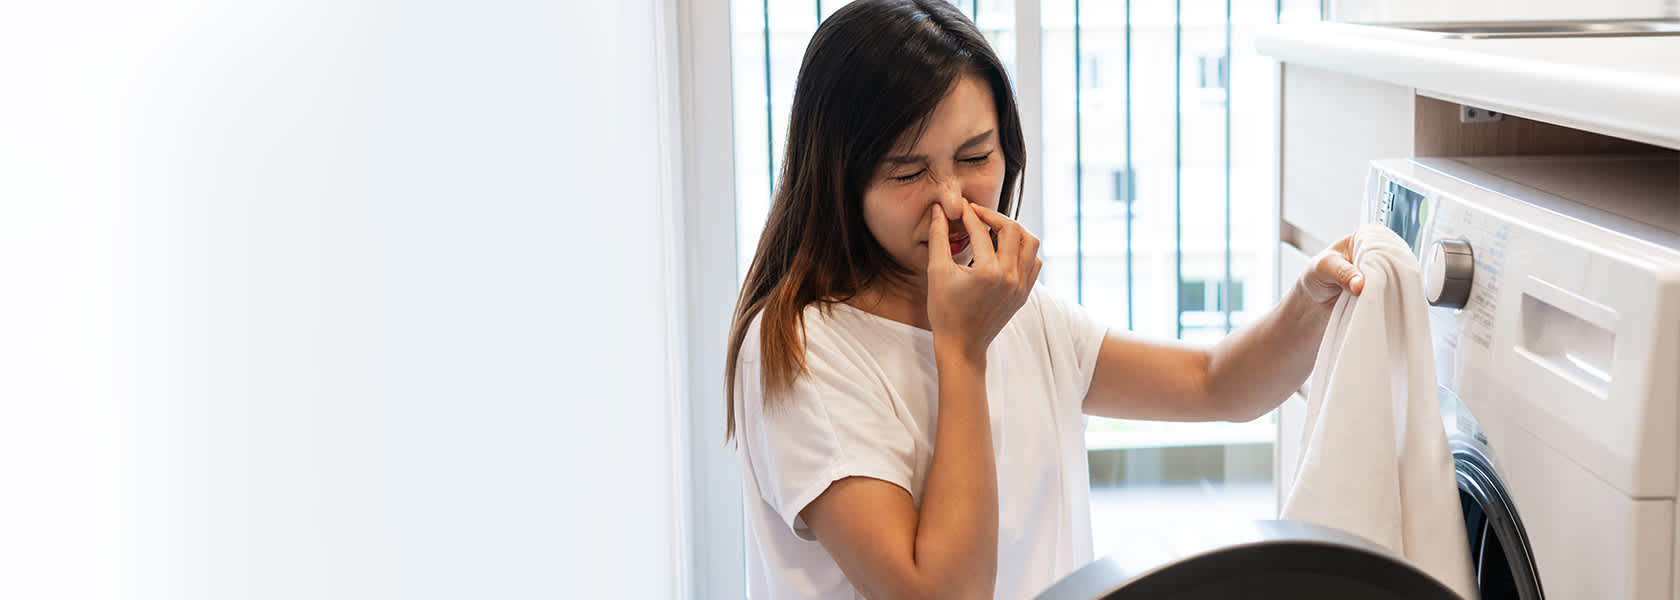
[{"left": 861, "top": 72, "right": 1005, "bottom": 280}]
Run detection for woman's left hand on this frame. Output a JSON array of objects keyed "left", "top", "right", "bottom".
[{"left": 1299, "top": 232, "right": 1365, "bottom": 308}]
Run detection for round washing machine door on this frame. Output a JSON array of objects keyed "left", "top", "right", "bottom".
[
  {"left": 1454, "top": 438, "right": 1544, "bottom": 600},
  {"left": 1442, "top": 387, "right": 1545, "bottom": 600}
]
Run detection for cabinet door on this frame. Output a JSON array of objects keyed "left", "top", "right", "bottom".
[
  {"left": 1280, "top": 63, "right": 1413, "bottom": 246},
  {"left": 1272, "top": 240, "right": 1313, "bottom": 512}
]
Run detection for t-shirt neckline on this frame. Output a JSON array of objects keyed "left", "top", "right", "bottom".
[{"left": 830, "top": 300, "right": 935, "bottom": 338}]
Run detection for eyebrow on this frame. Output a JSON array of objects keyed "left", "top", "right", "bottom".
[{"left": 882, "top": 129, "right": 996, "bottom": 165}]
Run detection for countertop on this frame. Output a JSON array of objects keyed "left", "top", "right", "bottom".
[{"left": 1255, "top": 22, "right": 1680, "bottom": 150}]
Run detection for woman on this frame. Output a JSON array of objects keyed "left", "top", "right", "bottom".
[{"left": 725, "top": 1, "right": 1364, "bottom": 598}]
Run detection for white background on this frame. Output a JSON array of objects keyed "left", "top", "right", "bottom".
[{"left": 0, "top": 1, "right": 689, "bottom": 597}]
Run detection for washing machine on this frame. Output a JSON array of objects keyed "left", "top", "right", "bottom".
[
  {"left": 1036, "top": 153, "right": 1680, "bottom": 599},
  {"left": 1371, "top": 154, "right": 1680, "bottom": 599}
]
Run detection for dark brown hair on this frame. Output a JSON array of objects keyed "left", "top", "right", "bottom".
[{"left": 725, "top": 0, "right": 1026, "bottom": 441}]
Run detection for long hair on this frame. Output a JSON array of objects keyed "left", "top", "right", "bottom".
[{"left": 724, "top": 0, "right": 1026, "bottom": 441}]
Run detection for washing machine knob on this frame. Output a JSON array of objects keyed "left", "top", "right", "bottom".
[{"left": 1425, "top": 239, "right": 1474, "bottom": 309}]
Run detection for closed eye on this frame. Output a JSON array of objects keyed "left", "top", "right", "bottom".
[
  {"left": 961, "top": 152, "right": 993, "bottom": 164},
  {"left": 890, "top": 169, "right": 926, "bottom": 182}
]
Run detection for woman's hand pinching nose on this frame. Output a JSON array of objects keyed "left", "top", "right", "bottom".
[{"left": 924, "top": 203, "right": 1041, "bottom": 362}]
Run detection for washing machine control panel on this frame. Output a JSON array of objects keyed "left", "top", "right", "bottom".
[
  {"left": 1374, "top": 178, "right": 1428, "bottom": 253},
  {"left": 1367, "top": 165, "right": 1509, "bottom": 355}
]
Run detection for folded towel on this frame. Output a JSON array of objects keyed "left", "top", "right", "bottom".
[{"left": 1281, "top": 224, "right": 1478, "bottom": 599}]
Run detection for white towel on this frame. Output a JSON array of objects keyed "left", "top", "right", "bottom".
[{"left": 1281, "top": 224, "right": 1479, "bottom": 600}]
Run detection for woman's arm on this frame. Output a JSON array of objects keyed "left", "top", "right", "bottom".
[
  {"left": 799, "top": 204, "right": 1038, "bottom": 600},
  {"left": 1084, "top": 233, "right": 1363, "bottom": 422},
  {"left": 1200, "top": 276, "right": 1335, "bottom": 421},
  {"left": 801, "top": 349, "right": 995, "bottom": 600}
]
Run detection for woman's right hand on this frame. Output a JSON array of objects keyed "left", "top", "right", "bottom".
[{"left": 925, "top": 202, "right": 1042, "bottom": 363}]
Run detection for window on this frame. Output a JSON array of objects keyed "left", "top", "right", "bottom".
[
  {"left": 1179, "top": 279, "right": 1208, "bottom": 311},
  {"left": 1198, "top": 54, "right": 1228, "bottom": 90},
  {"left": 1111, "top": 167, "right": 1134, "bottom": 207},
  {"left": 1178, "top": 278, "right": 1244, "bottom": 312}
]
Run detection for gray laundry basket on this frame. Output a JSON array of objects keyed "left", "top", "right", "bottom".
[{"left": 1036, "top": 520, "right": 1465, "bottom": 600}]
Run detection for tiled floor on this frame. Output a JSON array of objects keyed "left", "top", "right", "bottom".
[{"left": 1088, "top": 480, "right": 1275, "bottom": 571}]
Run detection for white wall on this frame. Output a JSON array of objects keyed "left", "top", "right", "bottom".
[
  {"left": 1328, "top": 0, "right": 1671, "bottom": 22},
  {"left": 676, "top": 0, "right": 748, "bottom": 597},
  {"left": 0, "top": 1, "right": 685, "bottom": 598}
]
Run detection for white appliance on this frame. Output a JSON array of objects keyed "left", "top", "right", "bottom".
[
  {"left": 1036, "top": 154, "right": 1679, "bottom": 598},
  {"left": 1367, "top": 154, "right": 1680, "bottom": 599}
]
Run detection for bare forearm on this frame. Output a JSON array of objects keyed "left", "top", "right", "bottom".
[
  {"left": 1204, "top": 280, "right": 1333, "bottom": 421},
  {"left": 912, "top": 346, "right": 998, "bottom": 598}
]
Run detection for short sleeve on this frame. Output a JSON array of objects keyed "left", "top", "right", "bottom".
[
  {"left": 1030, "top": 285, "right": 1110, "bottom": 402},
  {"left": 737, "top": 314, "right": 917, "bottom": 541}
]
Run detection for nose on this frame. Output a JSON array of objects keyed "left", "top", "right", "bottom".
[{"left": 933, "top": 173, "right": 966, "bottom": 222}]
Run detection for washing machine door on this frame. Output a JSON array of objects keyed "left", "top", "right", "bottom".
[
  {"left": 1442, "top": 387, "right": 1544, "bottom": 600},
  {"left": 1034, "top": 520, "right": 1463, "bottom": 600}
]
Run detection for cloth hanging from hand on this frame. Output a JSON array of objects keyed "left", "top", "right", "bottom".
[{"left": 1281, "top": 223, "right": 1479, "bottom": 600}]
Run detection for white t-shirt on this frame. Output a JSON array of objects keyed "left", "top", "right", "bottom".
[{"left": 734, "top": 285, "right": 1109, "bottom": 600}]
